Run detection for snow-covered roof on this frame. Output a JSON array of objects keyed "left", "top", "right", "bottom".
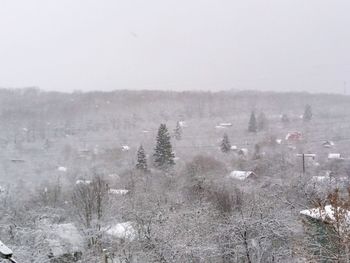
[
  {"left": 300, "top": 205, "right": 350, "bottom": 224},
  {"left": 328, "top": 153, "right": 342, "bottom": 160},
  {"left": 229, "top": 171, "right": 256, "bottom": 181},
  {"left": 285, "top": 132, "right": 302, "bottom": 141},
  {"left": 178, "top": 121, "right": 187, "bottom": 127},
  {"left": 311, "top": 175, "right": 335, "bottom": 184},
  {"left": 105, "top": 222, "right": 136, "bottom": 240},
  {"left": 109, "top": 189, "right": 129, "bottom": 195},
  {"left": 0, "top": 240, "right": 13, "bottom": 258},
  {"left": 219, "top": 123, "right": 232, "bottom": 127},
  {"left": 76, "top": 180, "right": 91, "bottom": 185},
  {"left": 215, "top": 125, "right": 226, "bottom": 129},
  {"left": 121, "top": 145, "right": 130, "bottom": 151},
  {"left": 58, "top": 166, "right": 67, "bottom": 172},
  {"left": 323, "top": 141, "right": 335, "bottom": 147},
  {"left": 238, "top": 148, "right": 248, "bottom": 156}
]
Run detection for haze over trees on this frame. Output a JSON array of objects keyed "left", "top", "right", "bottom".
[{"left": 1, "top": 88, "right": 350, "bottom": 262}]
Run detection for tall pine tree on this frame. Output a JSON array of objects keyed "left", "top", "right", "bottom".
[
  {"left": 303, "top": 104, "right": 312, "bottom": 122},
  {"left": 153, "top": 124, "right": 175, "bottom": 169},
  {"left": 136, "top": 144, "right": 148, "bottom": 171},
  {"left": 248, "top": 111, "right": 258, "bottom": 133},
  {"left": 220, "top": 133, "right": 231, "bottom": 153}
]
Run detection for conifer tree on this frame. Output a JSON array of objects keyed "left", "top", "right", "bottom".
[
  {"left": 136, "top": 144, "right": 148, "bottom": 171},
  {"left": 174, "top": 121, "right": 182, "bottom": 140},
  {"left": 153, "top": 124, "right": 175, "bottom": 169},
  {"left": 303, "top": 104, "right": 312, "bottom": 122},
  {"left": 248, "top": 111, "right": 258, "bottom": 133},
  {"left": 220, "top": 133, "right": 231, "bottom": 153}
]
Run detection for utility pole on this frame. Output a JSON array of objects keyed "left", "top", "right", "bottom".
[{"left": 296, "top": 153, "right": 316, "bottom": 175}]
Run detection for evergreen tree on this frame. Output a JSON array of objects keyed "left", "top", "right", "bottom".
[
  {"left": 153, "top": 124, "right": 175, "bottom": 169},
  {"left": 303, "top": 104, "right": 312, "bottom": 122},
  {"left": 174, "top": 121, "right": 182, "bottom": 140},
  {"left": 248, "top": 111, "right": 258, "bottom": 133},
  {"left": 220, "top": 133, "right": 231, "bottom": 153},
  {"left": 136, "top": 144, "right": 148, "bottom": 171},
  {"left": 257, "top": 112, "right": 268, "bottom": 131}
]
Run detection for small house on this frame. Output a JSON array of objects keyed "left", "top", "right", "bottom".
[
  {"left": 238, "top": 148, "right": 248, "bottom": 156},
  {"left": 75, "top": 179, "right": 91, "bottom": 185},
  {"left": 229, "top": 171, "right": 257, "bottom": 181},
  {"left": 121, "top": 145, "right": 130, "bottom": 151},
  {"left": 300, "top": 205, "right": 350, "bottom": 224},
  {"left": 109, "top": 189, "right": 129, "bottom": 195},
  {"left": 230, "top": 145, "right": 238, "bottom": 151},
  {"left": 328, "top": 153, "right": 343, "bottom": 160},
  {"left": 322, "top": 141, "right": 335, "bottom": 148},
  {"left": 285, "top": 132, "right": 302, "bottom": 142}
]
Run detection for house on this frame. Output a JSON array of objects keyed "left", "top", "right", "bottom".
[
  {"left": 328, "top": 153, "right": 343, "bottom": 160},
  {"left": 300, "top": 205, "right": 350, "bottom": 224},
  {"left": 285, "top": 132, "right": 302, "bottom": 142},
  {"left": 229, "top": 171, "right": 257, "bottom": 181},
  {"left": 121, "top": 145, "right": 130, "bottom": 151},
  {"left": 230, "top": 145, "right": 238, "bottom": 151},
  {"left": 75, "top": 179, "right": 91, "bottom": 185},
  {"left": 322, "top": 141, "right": 335, "bottom": 148},
  {"left": 109, "top": 189, "right": 129, "bottom": 195}
]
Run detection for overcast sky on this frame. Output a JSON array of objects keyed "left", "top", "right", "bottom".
[{"left": 0, "top": 0, "right": 349, "bottom": 93}]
